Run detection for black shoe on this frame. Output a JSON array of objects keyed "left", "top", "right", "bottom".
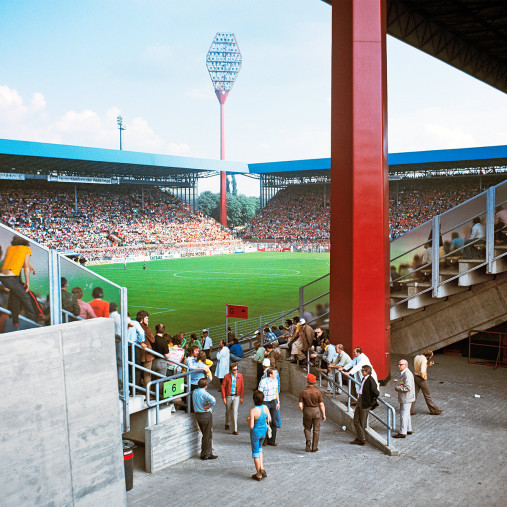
[
  {"left": 407, "top": 431, "right": 413, "bottom": 435},
  {"left": 393, "top": 433, "right": 406, "bottom": 439},
  {"left": 201, "top": 455, "right": 218, "bottom": 460},
  {"left": 267, "top": 442, "right": 277, "bottom": 446},
  {"left": 311, "top": 448, "right": 319, "bottom": 452},
  {"left": 225, "top": 425, "right": 230, "bottom": 430}
]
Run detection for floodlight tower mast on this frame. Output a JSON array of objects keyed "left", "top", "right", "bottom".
[{"left": 206, "top": 32, "right": 242, "bottom": 227}]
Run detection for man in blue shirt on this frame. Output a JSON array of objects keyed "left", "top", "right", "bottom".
[
  {"left": 192, "top": 378, "right": 217, "bottom": 460},
  {"left": 229, "top": 338, "right": 243, "bottom": 362}
]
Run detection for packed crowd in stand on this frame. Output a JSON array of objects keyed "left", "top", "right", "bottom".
[
  {"left": 0, "top": 182, "right": 242, "bottom": 254},
  {"left": 243, "top": 185, "right": 330, "bottom": 244},
  {"left": 388, "top": 179, "right": 487, "bottom": 240}
]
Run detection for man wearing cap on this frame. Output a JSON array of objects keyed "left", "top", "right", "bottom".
[
  {"left": 258, "top": 368, "right": 281, "bottom": 446},
  {"left": 202, "top": 329, "right": 213, "bottom": 359},
  {"left": 290, "top": 318, "right": 315, "bottom": 365},
  {"left": 299, "top": 374, "right": 326, "bottom": 452}
]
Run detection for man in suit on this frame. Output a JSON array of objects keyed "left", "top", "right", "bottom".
[
  {"left": 350, "top": 364, "right": 379, "bottom": 446},
  {"left": 393, "top": 359, "right": 416, "bottom": 438},
  {"left": 221, "top": 363, "right": 244, "bottom": 435}
]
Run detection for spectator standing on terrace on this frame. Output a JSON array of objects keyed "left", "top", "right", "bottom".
[
  {"left": 167, "top": 335, "right": 185, "bottom": 375},
  {"left": 61, "top": 277, "right": 80, "bottom": 319},
  {"left": 201, "top": 329, "right": 213, "bottom": 359},
  {"left": 215, "top": 340, "right": 230, "bottom": 385},
  {"left": 89, "top": 287, "right": 109, "bottom": 318},
  {"left": 71, "top": 287, "right": 97, "bottom": 319},
  {"left": 109, "top": 302, "right": 122, "bottom": 386},
  {"left": 229, "top": 337, "right": 243, "bottom": 362},
  {"left": 136, "top": 310, "right": 155, "bottom": 394},
  {"left": 350, "top": 364, "right": 379, "bottom": 446},
  {"left": 411, "top": 350, "right": 442, "bottom": 416},
  {"left": 393, "top": 359, "right": 416, "bottom": 438},
  {"left": 340, "top": 347, "right": 379, "bottom": 395},
  {"left": 127, "top": 313, "right": 145, "bottom": 393},
  {"left": 193, "top": 378, "right": 218, "bottom": 460},
  {"left": 185, "top": 345, "right": 210, "bottom": 411},
  {"left": 184, "top": 333, "right": 201, "bottom": 356},
  {"left": 264, "top": 342, "right": 282, "bottom": 371},
  {"left": 0, "top": 236, "right": 43, "bottom": 326},
  {"left": 299, "top": 373, "right": 326, "bottom": 452},
  {"left": 258, "top": 368, "right": 281, "bottom": 446},
  {"left": 264, "top": 327, "right": 276, "bottom": 344},
  {"left": 253, "top": 341, "right": 265, "bottom": 385},
  {"left": 290, "top": 319, "right": 315, "bottom": 365},
  {"left": 248, "top": 390, "right": 271, "bottom": 481},
  {"left": 151, "top": 325, "right": 171, "bottom": 395},
  {"left": 221, "top": 363, "right": 244, "bottom": 435}
]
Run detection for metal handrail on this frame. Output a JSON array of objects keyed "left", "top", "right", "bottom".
[{"left": 318, "top": 369, "right": 396, "bottom": 446}]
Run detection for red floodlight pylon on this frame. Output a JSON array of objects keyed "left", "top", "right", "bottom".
[{"left": 206, "top": 32, "right": 242, "bottom": 227}]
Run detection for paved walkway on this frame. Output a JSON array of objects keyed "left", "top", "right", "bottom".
[{"left": 128, "top": 354, "right": 507, "bottom": 507}]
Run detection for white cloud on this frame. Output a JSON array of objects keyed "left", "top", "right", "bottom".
[{"left": 0, "top": 85, "right": 192, "bottom": 156}]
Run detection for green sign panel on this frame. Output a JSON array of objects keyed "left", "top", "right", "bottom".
[{"left": 163, "top": 377, "right": 185, "bottom": 399}]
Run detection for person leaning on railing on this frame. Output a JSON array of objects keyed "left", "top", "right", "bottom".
[
  {"left": 185, "top": 345, "right": 210, "bottom": 412},
  {"left": 127, "top": 313, "right": 145, "bottom": 394},
  {"left": 0, "top": 235, "right": 44, "bottom": 326}
]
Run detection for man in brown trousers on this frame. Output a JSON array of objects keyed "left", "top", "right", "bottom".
[{"left": 298, "top": 373, "right": 326, "bottom": 452}]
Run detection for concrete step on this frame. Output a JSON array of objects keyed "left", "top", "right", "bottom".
[
  {"left": 390, "top": 304, "right": 420, "bottom": 321},
  {"left": 458, "top": 259, "right": 493, "bottom": 286}
]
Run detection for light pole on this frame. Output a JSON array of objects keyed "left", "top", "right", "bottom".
[
  {"left": 206, "top": 32, "right": 242, "bottom": 227},
  {"left": 117, "top": 115, "right": 126, "bottom": 150}
]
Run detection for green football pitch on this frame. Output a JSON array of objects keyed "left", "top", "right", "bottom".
[{"left": 91, "top": 252, "right": 330, "bottom": 335}]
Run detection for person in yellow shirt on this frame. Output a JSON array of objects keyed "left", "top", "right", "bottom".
[{"left": 0, "top": 235, "right": 42, "bottom": 326}]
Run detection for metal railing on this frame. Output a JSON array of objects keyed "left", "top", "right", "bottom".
[
  {"left": 127, "top": 341, "right": 208, "bottom": 424},
  {"left": 468, "top": 329, "right": 507, "bottom": 369},
  {"left": 390, "top": 180, "right": 507, "bottom": 309},
  {"left": 317, "top": 368, "right": 396, "bottom": 446}
]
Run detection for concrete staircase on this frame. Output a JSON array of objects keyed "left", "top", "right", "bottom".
[{"left": 391, "top": 260, "right": 507, "bottom": 355}]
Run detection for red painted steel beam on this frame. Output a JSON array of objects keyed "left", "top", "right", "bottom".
[
  {"left": 330, "top": 0, "right": 390, "bottom": 381},
  {"left": 219, "top": 98, "right": 227, "bottom": 227}
]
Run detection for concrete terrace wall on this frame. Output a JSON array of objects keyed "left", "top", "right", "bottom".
[{"left": 0, "top": 319, "right": 126, "bottom": 507}]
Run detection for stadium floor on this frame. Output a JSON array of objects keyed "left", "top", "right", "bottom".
[
  {"left": 91, "top": 252, "right": 330, "bottom": 333},
  {"left": 127, "top": 354, "right": 507, "bottom": 506}
]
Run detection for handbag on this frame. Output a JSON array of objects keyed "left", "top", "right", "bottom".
[{"left": 266, "top": 424, "right": 272, "bottom": 439}]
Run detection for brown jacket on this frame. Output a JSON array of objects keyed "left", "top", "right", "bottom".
[
  {"left": 299, "top": 324, "right": 315, "bottom": 352},
  {"left": 140, "top": 322, "right": 155, "bottom": 362}
]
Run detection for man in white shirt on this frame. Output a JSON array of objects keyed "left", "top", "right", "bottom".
[{"left": 201, "top": 329, "right": 213, "bottom": 359}]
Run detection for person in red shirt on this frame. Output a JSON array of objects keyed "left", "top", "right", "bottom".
[
  {"left": 221, "top": 363, "right": 245, "bottom": 435},
  {"left": 88, "top": 287, "right": 109, "bottom": 317}
]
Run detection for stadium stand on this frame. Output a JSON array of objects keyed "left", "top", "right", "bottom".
[
  {"left": 242, "top": 179, "right": 499, "bottom": 245},
  {"left": 0, "top": 181, "right": 243, "bottom": 257}
]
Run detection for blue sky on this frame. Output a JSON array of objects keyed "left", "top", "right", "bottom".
[{"left": 1, "top": 0, "right": 505, "bottom": 195}]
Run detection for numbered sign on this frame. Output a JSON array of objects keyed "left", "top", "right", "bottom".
[
  {"left": 226, "top": 304, "right": 248, "bottom": 320},
  {"left": 163, "top": 377, "right": 185, "bottom": 399}
]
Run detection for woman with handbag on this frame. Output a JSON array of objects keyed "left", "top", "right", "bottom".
[{"left": 247, "top": 390, "right": 271, "bottom": 481}]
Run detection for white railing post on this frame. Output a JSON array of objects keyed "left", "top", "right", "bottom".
[{"left": 48, "top": 249, "right": 62, "bottom": 326}]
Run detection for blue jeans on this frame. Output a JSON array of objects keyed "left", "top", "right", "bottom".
[
  {"left": 263, "top": 399, "right": 281, "bottom": 444},
  {"left": 230, "top": 354, "right": 242, "bottom": 362}
]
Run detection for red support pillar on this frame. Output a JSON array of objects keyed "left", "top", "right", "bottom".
[
  {"left": 329, "top": 0, "right": 390, "bottom": 381},
  {"left": 219, "top": 96, "right": 227, "bottom": 227}
]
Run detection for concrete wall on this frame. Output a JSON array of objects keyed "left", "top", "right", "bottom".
[
  {"left": 0, "top": 319, "right": 126, "bottom": 507},
  {"left": 145, "top": 412, "right": 201, "bottom": 472},
  {"left": 392, "top": 272, "right": 507, "bottom": 354}
]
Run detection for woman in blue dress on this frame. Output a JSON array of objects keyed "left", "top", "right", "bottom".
[{"left": 248, "top": 390, "right": 271, "bottom": 481}]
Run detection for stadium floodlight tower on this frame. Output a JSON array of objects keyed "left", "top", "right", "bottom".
[{"left": 206, "top": 32, "right": 242, "bottom": 227}]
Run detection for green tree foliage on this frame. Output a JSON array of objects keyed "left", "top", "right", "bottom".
[{"left": 198, "top": 191, "right": 259, "bottom": 227}]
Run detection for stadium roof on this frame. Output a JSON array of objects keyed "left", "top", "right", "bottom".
[
  {"left": 0, "top": 138, "right": 249, "bottom": 180},
  {"left": 322, "top": 0, "right": 507, "bottom": 94},
  {"left": 248, "top": 145, "right": 507, "bottom": 176}
]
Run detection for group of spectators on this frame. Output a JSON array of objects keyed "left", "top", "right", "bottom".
[
  {"left": 243, "top": 185, "right": 330, "bottom": 244},
  {"left": 0, "top": 182, "right": 242, "bottom": 254}
]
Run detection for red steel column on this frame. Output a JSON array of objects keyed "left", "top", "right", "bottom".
[
  {"left": 219, "top": 98, "right": 227, "bottom": 227},
  {"left": 330, "top": 0, "right": 390, "bottom": 381}
]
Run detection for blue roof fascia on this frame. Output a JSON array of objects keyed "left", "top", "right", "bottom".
[
  {"left": 0, "top": 138, "right": 249, "bottom": 174},
  {"left": 248, "top": 158, "right": 331, "bottom": 174},
  {"left": 388, "top": 145, "right": 507, "bottom": 166}
]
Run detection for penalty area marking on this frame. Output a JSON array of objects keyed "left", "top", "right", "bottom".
[{"left": 173, "top": 268, "right": 301, "bottom": 279}]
